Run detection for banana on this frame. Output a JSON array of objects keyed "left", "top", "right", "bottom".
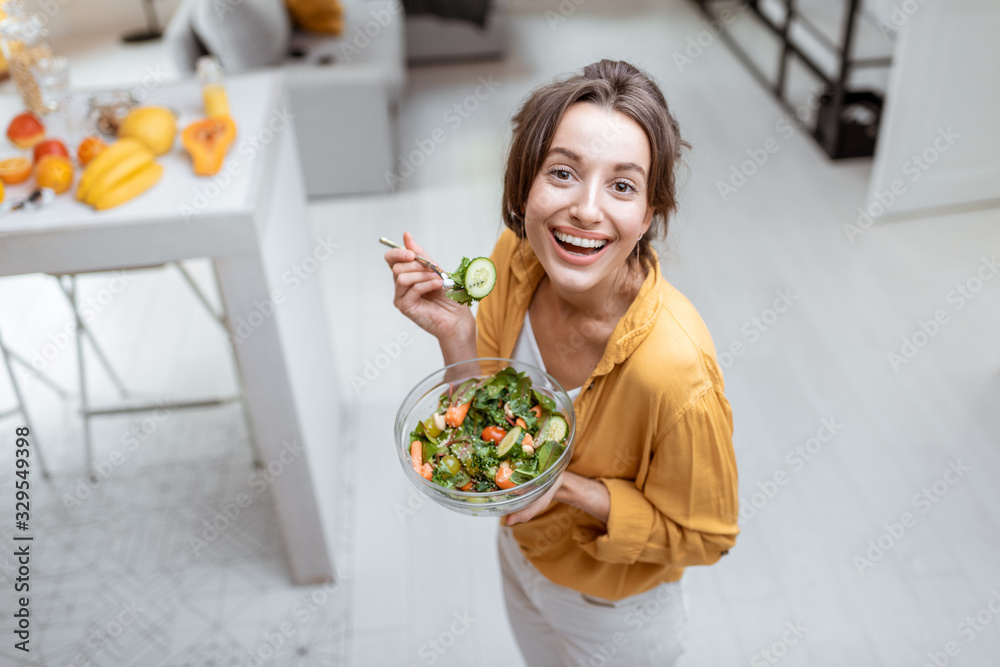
[
  {"left": 77, "top": 139, "right": 149, "bottom": 201},
  {"left": 83, "top": 150, "right": 155, "bottom": 205},
  {"left": 76, "top": 138, "right": 152, "bottom": 202},
  {"left": 76, "top": 140, "right": 138, "bottom": 200},
  {"left": 91, "top": 162, "right": 163, "bottom": 211}
]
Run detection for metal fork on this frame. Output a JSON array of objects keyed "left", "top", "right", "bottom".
[{"left": 379, "top": 237, "right": 455, "bottom": 288}]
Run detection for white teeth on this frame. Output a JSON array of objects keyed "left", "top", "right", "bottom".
[{"left": 553, "top": 230, "right": 608, "bottom": 249}]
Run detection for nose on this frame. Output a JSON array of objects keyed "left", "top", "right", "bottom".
[{"left": 569, "top": 178, "right": 603, "bottom": 227}]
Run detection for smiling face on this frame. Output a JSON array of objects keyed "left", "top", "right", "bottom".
[{"left": 524, "top": 102, "right": 654, "bottom": 298}]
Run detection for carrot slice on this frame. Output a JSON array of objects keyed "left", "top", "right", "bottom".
[
  {"left": 495, "top": 461, "right": 516, "bottom": 489},
  {"left": 410, "top": 440, "right": 424, "bottom": 476},
  {"left": 445, "top": 401, "right": 471, "bottom": 428}
]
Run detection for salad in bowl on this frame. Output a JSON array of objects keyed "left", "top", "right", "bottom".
[{"left": 394, "top": 358, "right": 576, "bottom": 517}]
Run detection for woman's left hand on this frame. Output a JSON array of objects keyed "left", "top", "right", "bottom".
[
  {"left": 503, "top": 472, "right": 611, "bottom": 526},
  {"left": 504, "top": 474, "right": 565, "bottom": 526}
]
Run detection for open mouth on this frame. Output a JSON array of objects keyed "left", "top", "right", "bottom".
[{"left": 552, "top": 229, "right": 610, "bottom": 256}]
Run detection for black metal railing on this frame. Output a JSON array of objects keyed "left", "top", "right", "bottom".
[{"left": 690, "top": 0, "right": 893, "bottom": 159}]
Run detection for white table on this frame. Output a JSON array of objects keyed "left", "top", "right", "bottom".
[{"left": 0, "top": 72, "right": 339, "bottom": 585}]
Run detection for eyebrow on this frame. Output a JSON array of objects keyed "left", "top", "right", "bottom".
[{"left": 546, "top": 146, "right": 646, "bottom": 180}]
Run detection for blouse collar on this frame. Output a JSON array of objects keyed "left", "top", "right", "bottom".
[{"left": 508, "top": 234, "right": 663, "bottom": 378}]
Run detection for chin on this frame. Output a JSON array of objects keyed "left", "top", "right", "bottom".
[{"left": 535, "top": 254, "right": 608, "bottom": 296}]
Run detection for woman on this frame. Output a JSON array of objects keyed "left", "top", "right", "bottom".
[{"left": 386, "top": 59, "right": 739, "bottom": 666}]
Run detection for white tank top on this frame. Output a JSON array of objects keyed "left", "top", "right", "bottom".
[{"left": 511, "top": 310, "right": 582, "bottom": 401}]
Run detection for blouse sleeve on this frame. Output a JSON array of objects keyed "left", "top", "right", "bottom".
[{"left": 577, "top": 384, "right": 740, "bottom": 566}]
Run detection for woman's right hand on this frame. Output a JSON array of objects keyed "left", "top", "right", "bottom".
[{"left": 385, "top": 232, "right": 476, "bottom": 345}]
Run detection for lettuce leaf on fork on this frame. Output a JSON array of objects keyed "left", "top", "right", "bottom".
[{"left": 446, "top": 257, "right": 475, "bottom": 305}]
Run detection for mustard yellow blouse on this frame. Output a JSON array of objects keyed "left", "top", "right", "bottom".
[{"left": 477, "top": 230, "right": 740, "bottom": 601}]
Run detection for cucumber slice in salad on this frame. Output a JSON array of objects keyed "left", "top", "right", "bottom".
[
  {"left": 538, "top": 414, "right": 568, "bottom": 444},
  {"left": 496, "top": 425, "right": 522, "bottom": 458}
]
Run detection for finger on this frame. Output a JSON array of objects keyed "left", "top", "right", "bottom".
[
  {"left": 392, "top": 260, "right": 436, "bottom": 278},
  {"left": 395, "top": 279, "right": 444, "bottom": 312},
  {"left": 396, "top": 271, "right": 441, "bottom": 290},
  {"left": 394, "top": 276, "right": 442, "bottom": 308},
  {"left": 394, "top": 267, "right": 440, "bottom": 291},
  {"left": 408, "top": 276, "right": 445, "bottom": 295},
  {"left": 384, "top": 248, "right": 416, "bottom": 267},
  {"left": 403, "top": 231, "right": 435, "bottom": 265}
]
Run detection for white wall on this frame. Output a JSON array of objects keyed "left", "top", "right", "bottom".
[
  {"left": 24, "top": 0, "right": 182, "bottom": 43},
  {"left": 862, "top": 0, "right": 895, "bottom": 24},
  {"left": 31, "top": 0, "right": 382, "bottom": 44}
]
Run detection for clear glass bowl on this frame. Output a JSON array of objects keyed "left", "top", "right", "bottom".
[{"left": 394, "top": 357, "right": 576, "bottom": 517}]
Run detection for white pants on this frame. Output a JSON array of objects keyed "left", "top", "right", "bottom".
[{"left": 498, "top": 526, "right": 690, "bottom": 667}]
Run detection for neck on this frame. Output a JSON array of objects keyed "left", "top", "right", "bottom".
[{"left": 542, "top": 261, "right": 648, "bottom": 322}]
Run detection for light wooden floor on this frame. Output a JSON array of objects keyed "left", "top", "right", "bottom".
[{"left": 1, "top": 1, "right": 998, "bottom": 666}]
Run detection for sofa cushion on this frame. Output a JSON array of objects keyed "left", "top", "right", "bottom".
[{"left": 191, "top": 0, "right": 292, "bottom": 74}]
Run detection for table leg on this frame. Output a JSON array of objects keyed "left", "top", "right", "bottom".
[
  {"left": 215, "top": 256, "right": 336, "bottom": 585},
  {"left": 212, "top": 120, "right": 342, "bottom": 585}
]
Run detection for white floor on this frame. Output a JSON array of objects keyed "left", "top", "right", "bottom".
[{"left": 1, "top": 1, "right": 999, "bottom": 666}]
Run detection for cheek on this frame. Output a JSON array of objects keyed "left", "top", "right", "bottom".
[{"left": 527, "top": 179, "right": 577, "bottom": 217}]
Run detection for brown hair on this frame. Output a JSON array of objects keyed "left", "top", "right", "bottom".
[{"left": 502, "top": 59, "right": 689, "bottom": 272}]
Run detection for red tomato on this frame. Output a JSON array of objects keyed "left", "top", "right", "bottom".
[{"left": 482, "top": 425, "right": 507, "bottom": 444}]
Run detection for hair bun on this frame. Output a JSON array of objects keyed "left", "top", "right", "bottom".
[{"left": 583, "top": 59, "right": 643, "bottom": 83}]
